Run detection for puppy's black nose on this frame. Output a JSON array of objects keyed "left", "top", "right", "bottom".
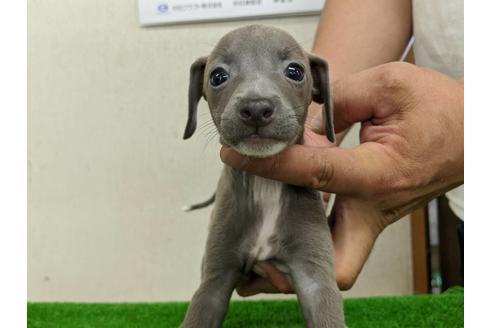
[{"left": 239, "top": 100, "right": 274, "bottom": 127}]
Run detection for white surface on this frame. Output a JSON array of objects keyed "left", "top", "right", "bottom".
[{"left": 138, "top": 0, "right": 325, "bottom": 26}]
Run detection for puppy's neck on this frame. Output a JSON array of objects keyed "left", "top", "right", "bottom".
[{"left": 227, "top": 166, "right": 285, "bottom": 197}]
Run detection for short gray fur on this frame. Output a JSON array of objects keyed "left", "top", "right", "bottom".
[{"left": 181, "top": 25, "right": 344, "bottom": 328}]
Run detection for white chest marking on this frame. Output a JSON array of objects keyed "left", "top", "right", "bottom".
[{"left": 250, "top": 177, "right": 284, "bottom": 260}]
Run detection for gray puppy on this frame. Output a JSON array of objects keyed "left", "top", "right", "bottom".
[{"left": 181, "top": 25, "right": 344, "bottom": 328}]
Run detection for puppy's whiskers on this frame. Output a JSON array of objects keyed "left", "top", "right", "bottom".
[{"left": 203, "top": 131, "right": 220, "bottom": 151}]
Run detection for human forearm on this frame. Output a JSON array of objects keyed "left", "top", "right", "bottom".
[
  {"left": 307, "top": 0, "right": 413, "bottom": 143},
  {"left": 313, "top": 0, "right": 413, "bottom": 81}
]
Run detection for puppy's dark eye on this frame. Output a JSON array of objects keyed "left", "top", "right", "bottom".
[
  {"left": 284, "top": 63, "right": 304, "bottom": 82},
  {"left": 210, "top": 67, "right": 229, "bottom": 87}
]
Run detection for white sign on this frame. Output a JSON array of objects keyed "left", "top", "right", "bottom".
[{"left": 138, "top": 0, "right": 325, "bottom": 26}]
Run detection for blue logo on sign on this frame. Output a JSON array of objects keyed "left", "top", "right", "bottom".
[{"left": 157, "top": 3, "right": 169, "bottom": 13}]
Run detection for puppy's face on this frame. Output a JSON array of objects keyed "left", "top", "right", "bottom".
[{"left": 184, "top": 25, "right": 335, "bottom": 157}]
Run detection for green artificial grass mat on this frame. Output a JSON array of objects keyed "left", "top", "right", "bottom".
[{"left": 28, "top": 287, "right": 463, "bottom": 328}]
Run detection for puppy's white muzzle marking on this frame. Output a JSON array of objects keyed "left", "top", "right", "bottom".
[{"left": 234, "top": 140, "right": 288, "bottom": 158}]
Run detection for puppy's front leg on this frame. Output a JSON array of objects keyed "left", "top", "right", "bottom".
[{"left": 181, "top": 269, "right": 242, "bottom": 328}]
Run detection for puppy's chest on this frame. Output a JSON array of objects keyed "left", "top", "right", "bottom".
[{"left": 247, "top": 176, "right": 284, "bottom": 261}]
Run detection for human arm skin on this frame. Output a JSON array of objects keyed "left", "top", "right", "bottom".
[
  {"left": 307, "top": 0, "right": 413, "bottom": 142},
  {"left": 313, "top": 0, "right": 412, "bottom": 81}
]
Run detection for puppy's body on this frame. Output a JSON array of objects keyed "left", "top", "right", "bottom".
[{"left": 181, "top": 25, "right": 345, "bottom": 327}]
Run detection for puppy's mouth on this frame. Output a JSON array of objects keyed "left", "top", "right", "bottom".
[
  {"left": 242, "top": 133, "right": 278, "bottom": 144},
  {"left": 230, "top": 133, "right": 290, "bottom": 158}
]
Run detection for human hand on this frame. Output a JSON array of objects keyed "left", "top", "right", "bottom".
[{"left": 222, "top": 62, "right": 464, "bottom": 294}]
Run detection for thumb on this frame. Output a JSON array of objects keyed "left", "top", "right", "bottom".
[{"left": 330, "top": 198, "right": 383, "bottom": 290}]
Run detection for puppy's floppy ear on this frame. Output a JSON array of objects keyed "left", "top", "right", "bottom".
[
  {"left": 309, "top": 54, "right": 336, "bottom": 143},
  {"left": 183, "top": 56, "right": 208, "bottom": 139}
]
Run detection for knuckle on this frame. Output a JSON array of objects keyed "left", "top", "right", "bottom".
[
  {"left": 309, "top": 153, "right": 334, "bottom": 191},
  {"left": 378, "top": 64, "right": 405, "bottom": 90},
  {"left": 375, "top": 62, "right": 417, "bottom": 94}
]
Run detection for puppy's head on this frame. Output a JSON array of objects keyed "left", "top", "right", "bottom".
[{"left": 184, "top": 25, "right": 335, "bottom": 157}]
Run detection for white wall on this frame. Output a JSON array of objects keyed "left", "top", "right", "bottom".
[{"left": 28, "top": 0, "right": 412, "bottom": 302}]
